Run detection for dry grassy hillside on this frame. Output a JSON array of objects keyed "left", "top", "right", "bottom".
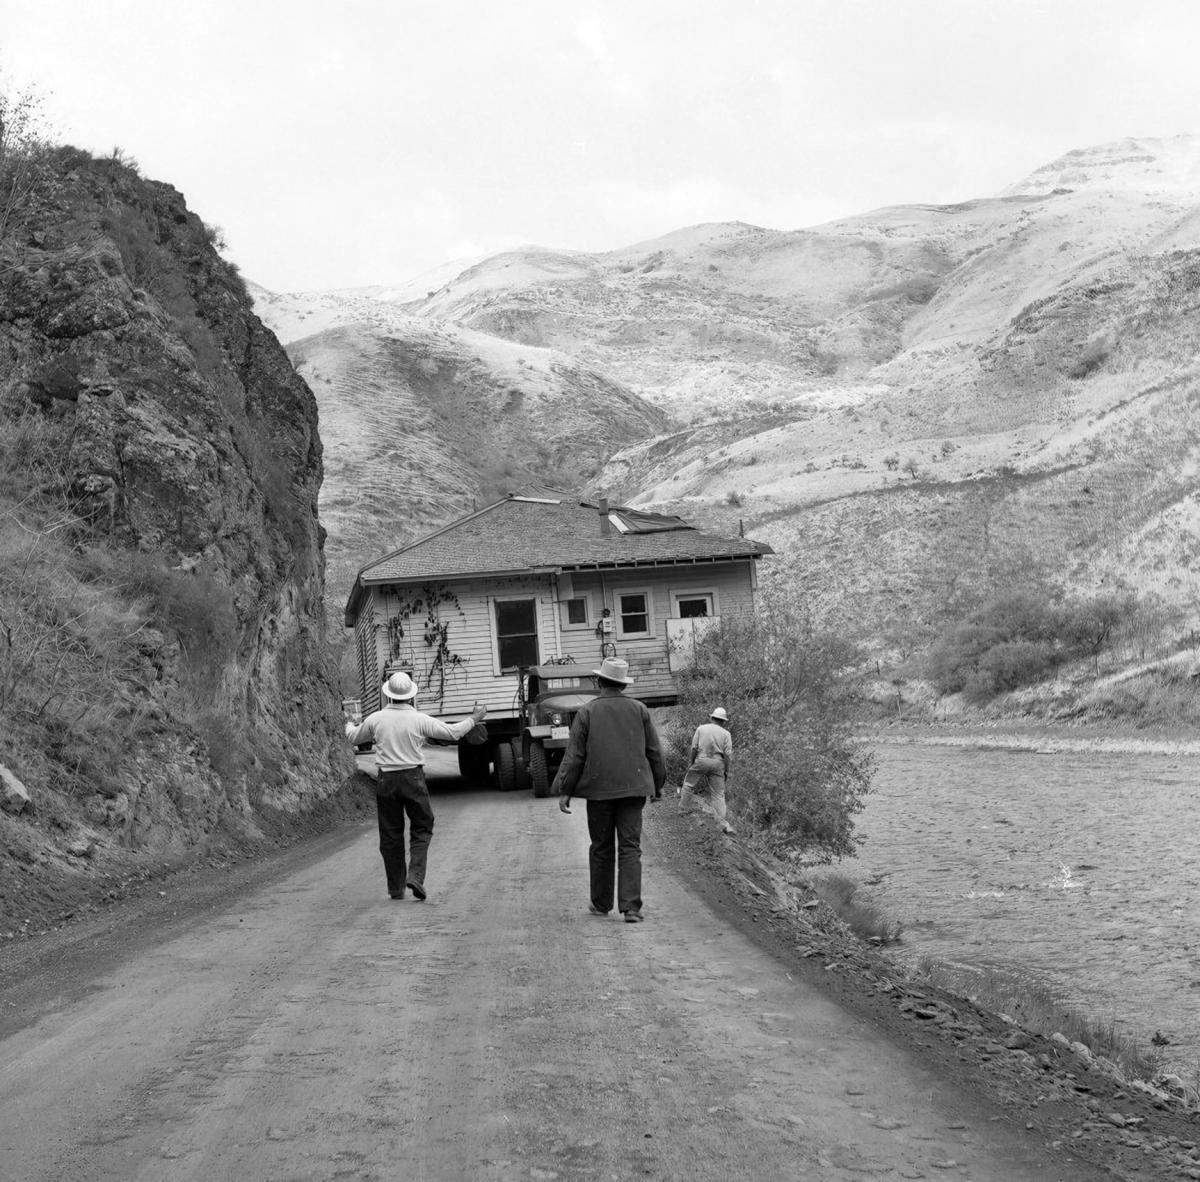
[
  {"left": 258, "top": 137, "right": 1200, "bottom": 697},
  {"left": 250, "top": 291, "right": 667, "bottom": 611}
]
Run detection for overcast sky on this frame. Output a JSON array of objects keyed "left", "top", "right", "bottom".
[{"left": 3, "top": 1, "right": 1197, "bottom": 292}]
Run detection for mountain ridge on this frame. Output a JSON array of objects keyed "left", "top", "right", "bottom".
[{"left": 253, "top": 134, "right": 1200, "bottom": 670}]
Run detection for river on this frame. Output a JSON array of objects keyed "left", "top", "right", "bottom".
[{"left": 847, "top": 736, "right": 1200, "bottom": 1067}]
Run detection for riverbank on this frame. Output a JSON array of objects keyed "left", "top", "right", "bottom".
[
  {"left": 845, "top": 734, "right": 1200, "bottom": 1075},
  {"left": 648, "top": 803, "right": 1200, "bottom": 1181},
  {"left": 871, "top": 719, "right": 1200, "bottom": 757}
]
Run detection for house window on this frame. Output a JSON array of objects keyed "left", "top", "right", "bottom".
[
  {"left": 495, "top": 599, "right": 538, "bottom": 669},
  {"left": 674, "top": 593, "right": 714, "bottom": 618},
  {"left": 616, "top": 590, "right": 652, "bottom": 638},
  {"left": 564, "top": 596, "right": 588, "bottom": 626}
]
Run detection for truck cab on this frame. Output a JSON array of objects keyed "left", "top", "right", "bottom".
[{"left": 519, "top": 665, "right": 598, "bottom": 796}]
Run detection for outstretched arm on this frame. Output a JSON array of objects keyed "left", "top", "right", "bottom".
[{"left": 345, "top": 714, "right": 372, "bottom": 745}]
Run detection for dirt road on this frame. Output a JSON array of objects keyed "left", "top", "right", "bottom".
[{"left": 1, "top": 756, "right": 1097, "bottom": 1181}]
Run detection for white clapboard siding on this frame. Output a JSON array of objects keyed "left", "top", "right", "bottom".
[
  {"left": 359, "top": 559, "right": 759, "bottom": 720},
  {"left": 563, "top": 563, "right": 756, "bottom": 699}
]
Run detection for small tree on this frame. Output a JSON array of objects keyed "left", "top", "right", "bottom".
[
  {"left": 901, "top": 456, "right": 921, "bottom": 480},
  {"left": 1061, "top": 592, "right": 1130, "bottom": 656},
  {"left": 0, "top": 80, "right": 51, "bottom": 246},
  {"left": 671, "top": 587, "right": 874, "bottom": 860}
]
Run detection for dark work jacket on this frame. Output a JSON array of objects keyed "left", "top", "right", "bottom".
[{"left": 551, "top": 687, "right": 666, "bottom": 800}]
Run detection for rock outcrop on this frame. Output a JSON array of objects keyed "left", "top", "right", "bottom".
[{"left": 0, "top": 148, "right": 350, "bottom": 930}]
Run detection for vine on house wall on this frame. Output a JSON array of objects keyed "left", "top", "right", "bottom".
[{"left": 385, "top": 584, "right": 467, "bottom": 707}]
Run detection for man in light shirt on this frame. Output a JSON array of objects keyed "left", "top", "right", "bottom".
[
  {"left": 346, "top": 671, "right": 486, "bottom": 901},
  {"left": 678, "top": 706, "right": 734, "bottom": 835}
]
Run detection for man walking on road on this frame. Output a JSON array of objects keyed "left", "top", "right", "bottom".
[
  {"left": 679, "top": 706, "right": 734, "bottom": 834},
  {"left": 553, "top": 657, "right": 666, "bottom": 922},
  {"left": 346, "top": 672, "right": 486, "bottom": 901}
]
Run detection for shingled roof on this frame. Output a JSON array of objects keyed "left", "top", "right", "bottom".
[{"left": 344, "top": 495, "right": 772, "bottom": 623}]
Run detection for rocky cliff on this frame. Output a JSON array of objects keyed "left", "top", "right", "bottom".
[{"left": 0, "top": 148, "right": 351, "bottom": 933}]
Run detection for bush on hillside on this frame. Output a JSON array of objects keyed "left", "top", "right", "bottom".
[
  {"left": 1059, "top": 594, "right": 1127, "bottom": 655},
  {"left": 925, "top": 622, "right": 1006, "bottom": 693},
  {"left": 926, "top": 589, "right": 1138, "bottom": 700},
  {"left": 963, "top": 639, "right": 1058, "bottom": 703},
  {"left": 669, "top": 587, "right": 874, "bottom": 860}
]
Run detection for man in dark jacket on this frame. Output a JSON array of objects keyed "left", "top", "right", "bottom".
[{"left": 553, "top": 657, "right": 666, "bottom": 922}]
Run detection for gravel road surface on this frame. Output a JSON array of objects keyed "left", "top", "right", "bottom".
[{"left": 0, "top": 754, "right": 1107, "bottom": 1181}]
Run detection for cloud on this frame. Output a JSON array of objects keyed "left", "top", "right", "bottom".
[{"left": 571, "top": 5, "right": 650, "bottom": 107}]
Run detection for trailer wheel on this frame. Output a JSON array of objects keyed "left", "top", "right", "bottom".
[
  {"left": 529, "top": 740, "right": 551, "bottom": 798},
  {"left": 494, "top": 741, "right": 518, "bottom": 791},
  {"left": 457, "top": 742, "right": 490, "bottom": 784},
  {"left": 511, "top": 739, "right": 530, "bottom": 792}
]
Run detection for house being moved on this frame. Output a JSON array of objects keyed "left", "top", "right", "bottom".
[{"left": 343, "top": 492, "right": 772, "bottom": 788}]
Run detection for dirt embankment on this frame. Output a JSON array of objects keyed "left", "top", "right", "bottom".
[{"left": 0, "top": 774, "right": 375, "bottom": 946}]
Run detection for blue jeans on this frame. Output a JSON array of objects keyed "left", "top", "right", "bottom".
[
  {"left": 586, "top": 797, "right": 646, "bottom": 914},
  {"left": 375, "top": 767, "right": 435, "bottom": 895}
]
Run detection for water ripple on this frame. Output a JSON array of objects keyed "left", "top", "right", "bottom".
[{"left": 854, "top": 741, "right": 1200, "bottom": 1064}]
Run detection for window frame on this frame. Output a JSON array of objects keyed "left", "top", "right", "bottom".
[
  {"left": 491, "top": 595, "right": 541, "bottom": 672},
  {"left": 614, "top": 587, "right": 654, "bottom": 640},
  {"left": 560, "top": 592, "right": 592, "bottom": 631},
  {"left": 670, "top": 588, "right": 718, "bottom": 619}
]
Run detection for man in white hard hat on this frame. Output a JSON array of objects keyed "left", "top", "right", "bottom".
[
  {"left": 679, "top": 706, "right": 734, "bottom": 834},
  {"left": 345, "top": 671, "right": 486, "bottom": 901},
  {"left": 553, "top": 657, "right": 666, "bottom": 923}
]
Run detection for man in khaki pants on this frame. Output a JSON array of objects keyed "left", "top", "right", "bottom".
[{"left": 679, "top": 706, "right": 734, "bottom": 834}]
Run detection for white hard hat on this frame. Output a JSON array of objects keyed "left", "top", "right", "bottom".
[
  {"left": 710, "top": 706, "right": 729, "bottom": 721},
  {"left": 383, "top": 671, "right": 418, "bottom": 700}
]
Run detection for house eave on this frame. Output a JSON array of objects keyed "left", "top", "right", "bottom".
[
  {"left": 560, "top": 551, "right": 770, "bottom": 571},
  {"left": 360, "top": 551, "right": 766, "bottom": 586},
  {"left": 359, "top": 565, "right": 563, "bottom": 590},
  {"left": 345, "top": 548, "right": 771, "bottom": 626}
]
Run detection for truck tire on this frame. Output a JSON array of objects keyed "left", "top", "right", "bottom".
[
  {"left": 494, "top": 741, "right": 518, "bottom": 791},
  {"left": 511, "top": 739, "right": 530, "bottom": 792},
  {"left": 529, "top": 740, "right": 551, "bottom": 798},
  {"left": 457, "top": 742, "right": 490, "bottom": 785}
]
